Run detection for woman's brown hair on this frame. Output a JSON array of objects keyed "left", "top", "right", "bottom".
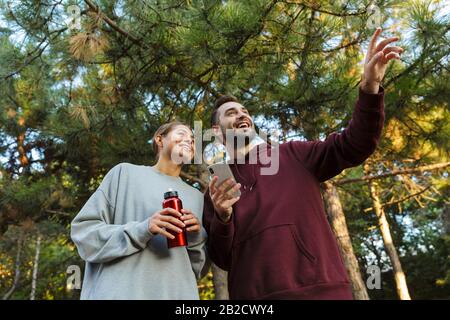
[{"left": 152, "top": 121, "right": 191, "bottom": 158}]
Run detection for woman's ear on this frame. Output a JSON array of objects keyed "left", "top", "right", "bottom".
[{"left": 155, "top": 135, "right": 163, "bottom": 151}]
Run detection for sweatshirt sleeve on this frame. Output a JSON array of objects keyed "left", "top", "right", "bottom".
[
  {"left": 287, "top": 87, "right": 385, "bottom": 182},
  {"left": 186, "top": 227, "right": 210, "bottom": 280},
  {"left": 202, "top": 190, "right": 234, "bottom": 271},
  {"left": 70, "top": 164, "right": 154, "bottom": 264}
]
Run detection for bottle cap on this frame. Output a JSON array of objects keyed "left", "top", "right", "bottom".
[{"left": 164, "top": 190, "right": 178, "bottom": 199}]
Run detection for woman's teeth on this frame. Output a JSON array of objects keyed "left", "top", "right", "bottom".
[{"left": 179, "top": 144, "right": 192, "bottom": 151}]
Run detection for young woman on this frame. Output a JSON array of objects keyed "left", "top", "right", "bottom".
[{"left": 71, "top": 121, "right": 208, "bottom": 299}]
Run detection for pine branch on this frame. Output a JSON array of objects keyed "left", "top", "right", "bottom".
[
  {"left": 283, "top": 1, "right": 368, "bottom": 17},
  {"left": 83, "top": 0, "right": 141, "bottom": 46}
]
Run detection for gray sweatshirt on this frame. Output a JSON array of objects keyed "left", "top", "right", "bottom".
[{"left": 71, "top": 163, "right": 208, "bottom": 300}]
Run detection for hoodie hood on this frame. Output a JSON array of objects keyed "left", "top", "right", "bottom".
[{"left": 228, "top": 142, "right": 275, "bottom": 192}]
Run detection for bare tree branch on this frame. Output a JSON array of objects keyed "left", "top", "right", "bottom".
[
  {"left": 30, "top": 234, "right": 42, "bottom": 300},
  {"left": 364, "top": 185, "right": 432, "bottom": 212},
  {"left": 335, "top": 162, "right": 450, "bottom": 185},
  {"left": 2, "top": 232, "right": 23, "bottom": 300},
  {"left": 180, "top": 171, "right": 207, "bottom": 191}
]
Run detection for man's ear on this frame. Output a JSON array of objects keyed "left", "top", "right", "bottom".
[
  {"left": 212, "top": 125, "right": 224, "bottom": 143},
  {"left": 212, "top": 125, "right": 220, "bottom": 134}
]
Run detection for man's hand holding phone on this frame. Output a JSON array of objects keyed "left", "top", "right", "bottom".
[{"left": 209, "top": 176, "right": 241, "bottom": 223}]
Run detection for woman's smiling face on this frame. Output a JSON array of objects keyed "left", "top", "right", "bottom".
[{"left": 160, "top": 125, "right": 195, "bottom": 164}]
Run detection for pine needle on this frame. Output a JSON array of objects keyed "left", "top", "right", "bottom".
[{"left": 69, "top": 32, "right": 109, "bottom": 62}]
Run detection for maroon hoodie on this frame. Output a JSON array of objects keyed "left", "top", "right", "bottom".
[{"left": 203, "top": 87, "right": 385, "bottom": 299}]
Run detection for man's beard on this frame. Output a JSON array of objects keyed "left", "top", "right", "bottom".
[{"left": 220, "top": 125, "right": 257, "bottom": 150}]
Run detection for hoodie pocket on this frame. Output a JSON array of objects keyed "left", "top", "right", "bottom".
[{"left": 230, "top": 223, "right": 318, "bottom": 299}]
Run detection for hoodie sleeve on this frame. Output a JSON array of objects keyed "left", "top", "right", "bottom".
[
  {"left": 287, "top": 87, "right": 385, "bottom": 182},
  {"left": 70, "top": 164, "right": 154, "bottom": 264},
  {"left": 202, "top": 190, "right": 234, "bottom": 271}
]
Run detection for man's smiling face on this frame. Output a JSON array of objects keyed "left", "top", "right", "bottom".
[{"left": 214, "top": 101, "right": 256, "bottom": 145}]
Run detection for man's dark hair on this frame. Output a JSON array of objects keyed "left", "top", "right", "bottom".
[{"left": 211, "top": 95, "right": 239, "bottom": 126}]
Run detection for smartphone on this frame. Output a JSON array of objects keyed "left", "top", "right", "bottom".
[{"left": 207, "top": 163, "right": 241, "bottom": 198}]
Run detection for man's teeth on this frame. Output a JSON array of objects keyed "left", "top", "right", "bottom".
[{"left": 237, "top": 123, "right": 249, "bottom": 128}]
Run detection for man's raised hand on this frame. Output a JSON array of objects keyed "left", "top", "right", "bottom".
[{"left": 361, "top": 27, "right": 404, "bottom": 94}]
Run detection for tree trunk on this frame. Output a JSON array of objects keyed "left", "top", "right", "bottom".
[
  {"left": 3, "top": 232, "right": 23, "bottom": 300},
  {"left": 322, "top": 181, "right": 370, "bottom": 300},
  {"left": 442, "top": 203, "right": 450, "bottom": 235},
  {"left": 30, "top": 234, "right": 42, "bottom": 300},
  {"left": 17, "top": 116, "right": 29, "bottom": 168},
  {"left": 211, "top": 263, "right": 229, "bottom": 300},
  {"left": 368, "top": 180, "right": 411, "bottom": 300}
]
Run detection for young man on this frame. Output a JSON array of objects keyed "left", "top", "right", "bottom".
[
  {"left": 203, "top": 28, "right": 403, "bottom": 299},
  {"left": 71, "top": 122, "right": 208, "bottom": 299}
]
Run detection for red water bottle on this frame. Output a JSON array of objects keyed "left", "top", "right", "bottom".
[{"left": 162, "top": 190, "right": 187, "bottom": 248}]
